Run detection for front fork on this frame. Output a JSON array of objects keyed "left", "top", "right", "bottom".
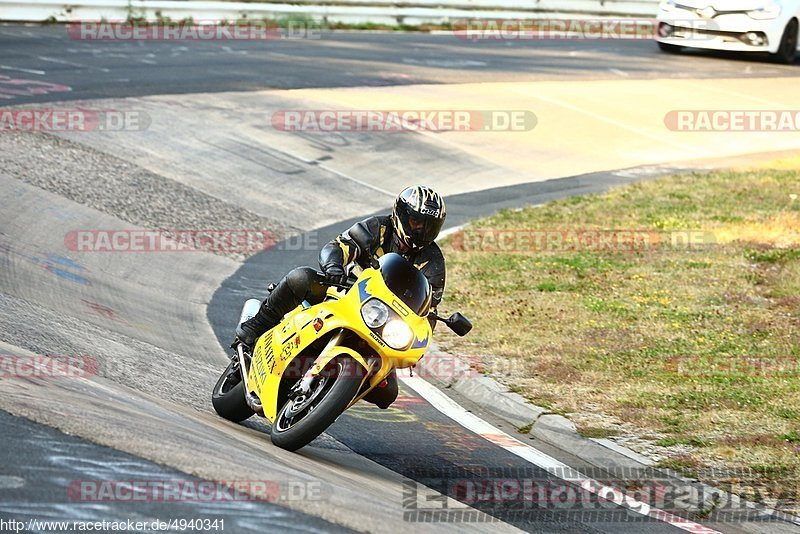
[
  {"left": 289, "top": 329, "right": 377, "bottom": 401},
  {"left": 289, "top": 329, "right": 346, "bottom": 400}
]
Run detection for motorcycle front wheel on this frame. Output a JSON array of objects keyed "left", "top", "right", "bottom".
[
  {"left": 271, "top": 356, "right": 364, "bottom": 451},
  {"left": 212, "top": 360, "right": 255, "bottom": 423}
]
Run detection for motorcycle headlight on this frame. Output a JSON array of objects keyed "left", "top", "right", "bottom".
[
  {"left": 361, "top": 299, "right": 389, "bottom": 328},
  {"left": 748, "top": 0, "right": 781, "bottom": 19},
  {"left": 382, "top": 319, "right": 414, "bottom": 350}
]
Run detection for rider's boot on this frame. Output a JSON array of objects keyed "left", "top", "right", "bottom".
[
  {"left": 233, "top": 267, "right": 324, "bottom": 349},
  {"left": 363, "top": 369, "right": 398, "bottom": 409},
  {"left": 234, "top": 299, "right": 282, "bottom": 348}
]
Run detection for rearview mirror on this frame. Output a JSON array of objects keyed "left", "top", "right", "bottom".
[{"left": 445, "top": 312, "right": 472, "bottom": 337}]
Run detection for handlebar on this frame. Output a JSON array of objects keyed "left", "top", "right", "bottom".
[{"left": 315, "top": 270, "right": 354, "bottom": 290}]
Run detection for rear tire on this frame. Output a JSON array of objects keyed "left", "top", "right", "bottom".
[
  {"left": 771, "top": 19, "right": 798, "bottom": 64},
  {"left": 658, "top": 42, "right": 682, "bottom": 53},
  {"left": 212, "top": 360, "right": 255, "bottom": 423},
  {"left": 271, "top": 357, "right": 364, "bottom": 451}
]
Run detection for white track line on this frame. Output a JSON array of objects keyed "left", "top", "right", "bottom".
[
  {"left": 37, "top": 56, "right": 110, "bottom": 73},
  {"left": 0, "top": 65, "right": 46, "bottom": 75},
  {"left": 436, "top": 224, "right": 467, "bottom": 241},
  {"left": 399, "top": 374, "right": 721, "bottom": 534}
]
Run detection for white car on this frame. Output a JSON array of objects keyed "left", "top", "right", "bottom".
[{"left": 656, "top": 0, "right": 799, "bottom": 63}]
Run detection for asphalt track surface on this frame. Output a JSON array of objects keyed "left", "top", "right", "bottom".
[
  {"left": 2, "top": 23, "right": 800, "bottom": 534},
  {"left": 0, "top": 410, "right": 352, "bottom": 533},
  {"left": 0, "top": 24, "right": 798, "bottom": 105}
]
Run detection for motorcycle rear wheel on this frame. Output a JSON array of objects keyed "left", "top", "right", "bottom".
[{"left": 271, "top": 356, "right": 364, "bottom": 451}]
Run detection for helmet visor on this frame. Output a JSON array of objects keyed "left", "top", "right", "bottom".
[{"left": 408, "top": 213, "right": 444, "bottom": 247}]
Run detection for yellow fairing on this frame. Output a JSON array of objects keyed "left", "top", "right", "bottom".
[{"left": 247, "top": 266, "right": 432, "bottom": 422}]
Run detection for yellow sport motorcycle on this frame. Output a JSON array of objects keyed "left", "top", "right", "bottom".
[{"left": 212, "top": 253, "right": 472, "bottom": 451}]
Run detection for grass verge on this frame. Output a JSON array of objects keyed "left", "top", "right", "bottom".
[{"left": 438, "top": 158, "right": 800, "bottom": 513}]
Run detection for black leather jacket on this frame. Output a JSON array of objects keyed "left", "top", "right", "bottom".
[{"left": 319, "top": 215, "right": 446, "bottom": 311}]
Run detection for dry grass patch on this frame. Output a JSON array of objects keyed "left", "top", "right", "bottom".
[{"left": 437, "top": 167, "right": 800, "bottom": 513}]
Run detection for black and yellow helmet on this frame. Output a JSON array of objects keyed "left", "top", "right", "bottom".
[{"left": 392, "top": 185, "right": 446, "bottom": 249}]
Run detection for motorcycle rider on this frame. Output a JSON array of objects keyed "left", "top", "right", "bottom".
[{"left": 235, "top": 185, "right": 447, "bottom": 409}]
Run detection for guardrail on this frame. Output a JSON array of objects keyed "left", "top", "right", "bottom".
[{"left": 0, "top": 0, "right": 660, "bottom": 25}]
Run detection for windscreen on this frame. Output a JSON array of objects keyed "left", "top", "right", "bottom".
[{"left": 378, "top": 253, "right": 431, "bottom": 315}]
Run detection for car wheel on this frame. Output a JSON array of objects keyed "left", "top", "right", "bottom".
[
  {"left": 771, "top": 19, "right": 798, "bottom": 64},
  {"left": 658, "top": 42, "right": 683, "bottom": 53}
]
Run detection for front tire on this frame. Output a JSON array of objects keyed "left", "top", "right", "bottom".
[
  {"left": 212, "top": 360, "right": 255, "bottom": 423},
  {"left": 771, "top": 19, "right": 798, "bottom": 64},
  {"left": 271, "top": 357, "right": 364, "bottom": 451},
  {"left": 658, "top": 42, "right": 682, "bottom": 53}
]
